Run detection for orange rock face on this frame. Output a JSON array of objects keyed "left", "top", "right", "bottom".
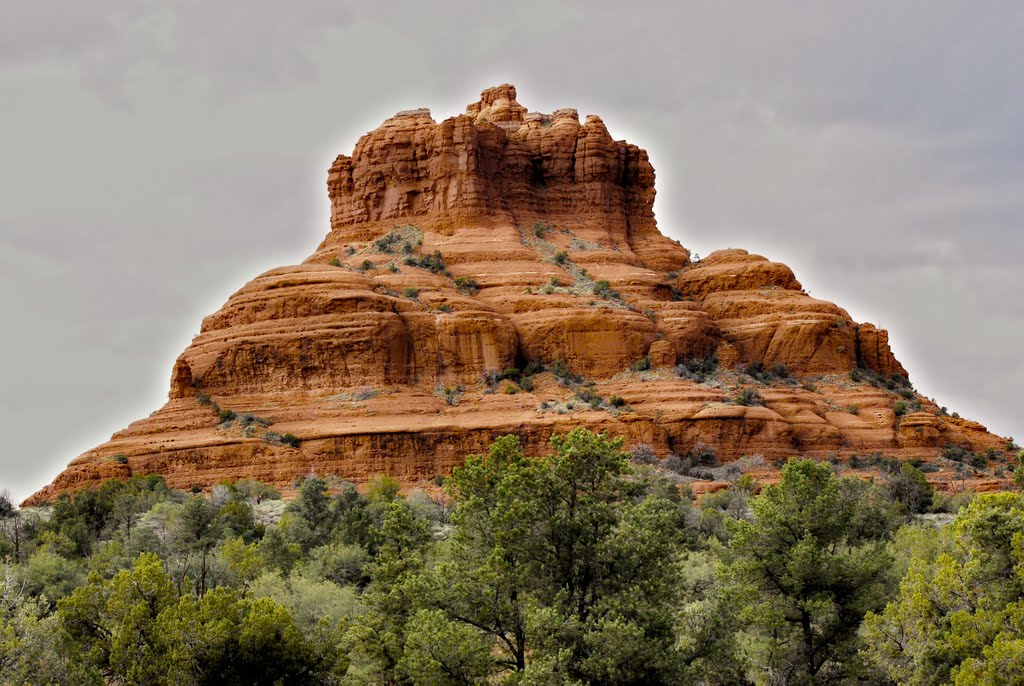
[{"left": 25, "top": 85, "right": 1012, "bottom": 505}]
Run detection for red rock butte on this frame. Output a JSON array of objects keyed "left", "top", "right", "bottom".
[{"left": 26, "top": 84, "right": 1011, "bottom": 505}]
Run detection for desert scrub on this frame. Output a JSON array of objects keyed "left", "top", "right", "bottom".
[
  {"left": 849, "top": 366, "right": 914, "bottom": 393},
  {"left": 264, "top": 431, "right": 300, "bottom": 448},
  {"left": 677, "top": 355, "right": 719, "bottom": 383},
  {"left": 742, "top": 362, "right": 790, "bottom": 384},
  {"left": 549, "top": 359, "right": 584, "bottom": 386},
  {"left": 374, "top": 233, "right": 400, "bottom": 253},
  {"left": 453, "top": 276, "right": 479, "bottom": 294},
  {"left": 329, "top": 386, "right": 379, "bottom": 403},
  {"left": 329, "top": 257, "right": 342, "bottom": 267},
  {"left": 630, "top": 444, "right": 659, "bottom": 465},
  {"left": 537, "top": 399, "right": 579, "bottom": 415},
  {"left": 630, "top": 356, "right": 652, "bottom": 372},
  {"left": 687, "top": 440, "right": 719, "bottom": 468},
  {"left": 575, "top": 388, "right": 605, "bottom": 409},
  {"left": 733, "top": 388, "right": 764, "bottom": 407},
  {"left": 404, "top": 250, "right": 449, "bottom": 275},
  {"left": 592, "top": 279, "right": 621, "bottom": 300},
  {"left": 552, "top": 250, "right": 569, "bottom": 265},
  {"left": 435, "top": 383, "right": 464, "bottom": 406},
  {"left": 532, "top": 221, "right": 550, "bottom": 237},
  {"left": 403, "top": 287, "right": 419, "bottom": 300}
]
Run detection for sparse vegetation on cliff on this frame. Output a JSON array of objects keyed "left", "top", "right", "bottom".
[
  {"left": 733, "top": 387, "right": 764, "bottom": 407},
  {"left": 404, "top": 250, "right": 449, "bottom": 275},
  {"left": 453, "top": 276, "right": 479, "bottom": 294}
]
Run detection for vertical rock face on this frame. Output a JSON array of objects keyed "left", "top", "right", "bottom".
[
  {"left": 25, "top": 85, "right": 1010, "bottom": 505},
  {"left": 326, "top": 85, "right": 663, "bottom": 265}
]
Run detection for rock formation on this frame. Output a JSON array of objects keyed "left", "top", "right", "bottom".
[{"left": 25, "top": 85, "right": 1012, "bottom": 505}]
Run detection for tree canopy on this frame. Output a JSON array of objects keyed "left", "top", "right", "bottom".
[{"left": 0, "top": 433, "right": 1015, "bottom": 684}]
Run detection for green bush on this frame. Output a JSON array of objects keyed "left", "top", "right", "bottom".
[
  {"left": 552, "top": 250, "right": 569, "bottom": 265},
  {"left": 435, "top": 383, "right": 464, "bottom": 406},
  {"left": 404, "top": 250, "right": 449, "bottom": 275},
  {"left": 403, "top": 287, "right": 419, "bottom": 300},
  {"left": 849, "top": 366, "right": 914, "bottom": 393},
  {"left": 743, "top": 362, "right": 790, "bottom": 384},
  {"left": 677, "top": 355, "right": 719, "bottom": 383},
  {"left": 549, "top": 359, "right": 583, "bottom": 385},
  {"left": 630, "top": 356, "right": 652, "bottom": 372},
  {"left": 575, "top": 388, "right": 604, "bottom": 409},
  {"left": 943, "top": 444, "right": 971, "bottom": 462},
  {"left": 329, "top": 257, "right": 342, "bottom": 267},
  {"left": 454, "top": 276, "right": 480, "bottom": 294},
  {"left": 687, "top": 440, "right": 718, "bottom": 467},
  {"left": 374, "top": 231, "right": 402, "bottom": 253},
  {"left": 734, "top": 388, "right": 764, "bottom": 407}
]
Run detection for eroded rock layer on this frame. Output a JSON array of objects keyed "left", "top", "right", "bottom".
[{"left": 26, "top": 85, "right": 1011, "bottom": 505}]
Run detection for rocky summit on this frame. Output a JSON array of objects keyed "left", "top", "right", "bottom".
[{"left": 26, "top": 84, "right": 1011, "bottom": 505}]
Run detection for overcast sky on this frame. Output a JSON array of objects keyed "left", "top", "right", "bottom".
[{"left": 2, "top": 1, "right": 1021, "bottom": 502}]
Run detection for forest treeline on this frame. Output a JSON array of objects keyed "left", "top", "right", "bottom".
[{"left": 3, "top": 429, "right": 1024, "bottom": 685}]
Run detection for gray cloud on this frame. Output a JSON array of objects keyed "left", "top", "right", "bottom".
[{"left": 1, "top": 0, "right": 1021, "bottom": 501}]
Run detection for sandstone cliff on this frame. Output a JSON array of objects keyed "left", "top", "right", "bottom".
[{"left": 25, "top": 85, "right": 1012, "bottom": 505}]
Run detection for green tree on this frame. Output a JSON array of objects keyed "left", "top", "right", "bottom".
[
  {"left": 288, "top": 477, "right": 338, "bottom": 550},
  {"left": 885, "top": 463, "right": 935, "bottom": 514},
  {"left": 1, "top": 584, "right": 102, "bottom": 685},
  {"left": 58, "top": 552, "right": 177, "bottom": 684},
  {"left": 399, "top": 609, "right": 495, "bottom": 685},
  {"left": 432, "top": 435, "right": 536, "bottom": 674},
  {"left": 18, "top": 548, "right": 85, "bottom": 608},
  {"left": 217, "top": 500, "right": 262, "bottom": 543},
  {"left": 726, "top": 459, "right": 897, "bottom": 683},
  {"left": 865, "top": 492, "right": 1024, "bottom": 685},
  {"left": 57, "top": 551, "right": 332, "bottom": 684},
  {"left": 155, "top": 587, "right": 324, "bottom": 685},
  {"left": 425, "top": 430, "right": 692, "bottom": 683},
  {"left": 347, "top": 500, "right": 432, "bottom": 683},
  {"left": 172, "top": 496, "right": 222, "bottom": 595},
  {"left": 0, "top": 491, "right": 28, "bottom": 563}
]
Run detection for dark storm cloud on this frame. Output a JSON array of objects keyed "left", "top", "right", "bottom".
[{"left": 1, "top": 0, "right": 1021, "bottom": 501}]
